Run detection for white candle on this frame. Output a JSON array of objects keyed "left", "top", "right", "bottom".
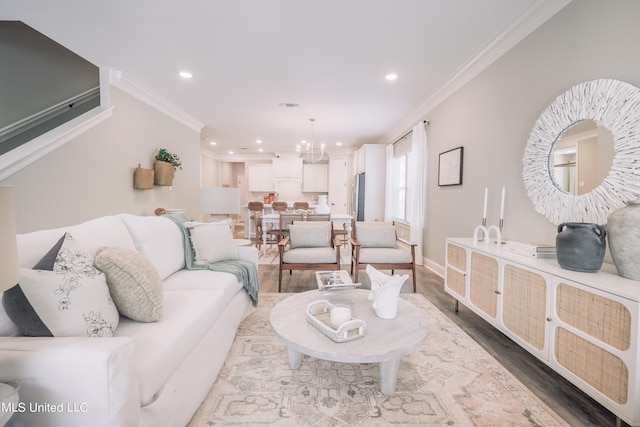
[
  {"left": 500, "top": 186, "right": 506, "bottom": 220},
  {"left": 483, "top": 187, "right": 488, "bottom": 220},
  {"left": 330, "top": 305, "right": 351, "bottom": 327}
]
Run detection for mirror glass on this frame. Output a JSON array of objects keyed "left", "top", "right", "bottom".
[{"left": 550, "top": 120, "right": 615, "bottom": 195}]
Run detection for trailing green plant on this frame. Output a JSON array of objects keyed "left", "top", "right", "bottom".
[{"left": 155, "top": 148, "right": 182, "bottom": 171}]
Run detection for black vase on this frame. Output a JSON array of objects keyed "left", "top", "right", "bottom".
[{"left": 556, "top": 222, "right": 606, "bottom": 273}]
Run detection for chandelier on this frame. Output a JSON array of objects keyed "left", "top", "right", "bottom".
[{"left": 297, "top": 118, "right": 325, "bottom": 163}]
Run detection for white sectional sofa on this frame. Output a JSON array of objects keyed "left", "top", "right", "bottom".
[{"left": 0, "top": 214, "right": 258, "bottom": 427}]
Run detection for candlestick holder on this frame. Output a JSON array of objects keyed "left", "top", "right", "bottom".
[{"left": 473, "top": 223, "right": 503, "bottom": 246}]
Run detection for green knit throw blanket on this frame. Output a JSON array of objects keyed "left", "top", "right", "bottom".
[{"left": 165, "top": 214, "right": 259, "bottom": 307}]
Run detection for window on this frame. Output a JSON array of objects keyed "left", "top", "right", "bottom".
[{"left": 390, "top": 134, "right": 412, "bottom": 223}]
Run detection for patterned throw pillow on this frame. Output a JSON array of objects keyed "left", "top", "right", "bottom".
[
  {"left": 94, "top": 247, "right": 163, "bottom": 322},
  {"left": 2, "top": 233, "right": 119, "bottom": 337}
]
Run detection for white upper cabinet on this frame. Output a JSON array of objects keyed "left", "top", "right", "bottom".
[
  {"left": 272, "top": 158, "right": 302, "bottom": 180},
  {"left": 248, "top": 164, "right": 274, "bottom": 191},
  {"left": 302, "top": 164, "right": 328, "bottom": 192}
]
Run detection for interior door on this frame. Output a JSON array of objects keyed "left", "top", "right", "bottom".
[{"left": 329, "top": 155, "right": 349, "bottom": 214}]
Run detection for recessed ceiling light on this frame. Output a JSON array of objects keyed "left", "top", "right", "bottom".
[
  {"left": 258, "top": 148, "right": 264, "bottom": 153},
  {"left": 385, "top": 73, "right": 398, "bottom": 81},
  {"left": 336, "top": 142, "right": 342, "bottom": 146},
  {"left": 228, "top": 150, "right": 234, "bottom": 155},
  {"left": 256, "top": 140, "right": 262, "bottom": 144},
  {"left": 179, "top": 71, "right": 193, "bottom": 79}
]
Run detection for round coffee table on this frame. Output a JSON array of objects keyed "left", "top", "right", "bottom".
[{"left": 270, "top": 289, "right": 429, "bottom": 396}]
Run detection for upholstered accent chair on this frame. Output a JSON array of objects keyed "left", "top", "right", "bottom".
[
  {"left": 277, "top": 221, "right": 341, "bottom": 292},
  {"left": 350, "top": 222, "right": 417, "bottom": 292}
]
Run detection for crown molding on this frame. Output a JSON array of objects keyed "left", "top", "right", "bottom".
[
  {"left": 110, "top": 70, "right": 204, "bottom": 133},
  {"left": 382, "top": 0, "right": 572, "bottom": 144}
]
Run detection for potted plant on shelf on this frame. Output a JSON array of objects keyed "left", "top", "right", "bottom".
[{"left": 154, "top": 148, "right": 182, "bottom": 186}]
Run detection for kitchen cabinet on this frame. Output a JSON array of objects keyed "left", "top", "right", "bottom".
[
  {"left": 444, "top": 237, "right": 640, "bottom": 426},
  {"left": 302, "top": 164, "right": 328, "bottom": 192},
  {"left": 273, "top": 158, "right": 302, "bottom": 180},
  {"left": 248, "top": 165, "right": 274, "bottom": 192}
]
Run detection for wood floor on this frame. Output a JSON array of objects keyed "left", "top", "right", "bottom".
[{"left": 256, "top": 261, "right": 621, "bottom": 427}]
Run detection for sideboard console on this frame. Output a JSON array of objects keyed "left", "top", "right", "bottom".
[{"left": 444, "top": 237, "right": 640, "bottom": 426}]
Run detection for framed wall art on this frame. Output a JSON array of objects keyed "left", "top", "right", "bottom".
[{"left": 438, "top": 146, "right": 464, "bottom": 186}]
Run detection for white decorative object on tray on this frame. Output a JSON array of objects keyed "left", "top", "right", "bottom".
[{"left": 306, "top": 300, "right": 367, "bottom": 342}]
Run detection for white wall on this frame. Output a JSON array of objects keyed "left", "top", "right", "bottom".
[
  {"left": 1, "top": 86, "right": 201, "bottom": 233},
  {"left": 422, "top": 0, "right": 640, "bottom": 270}
]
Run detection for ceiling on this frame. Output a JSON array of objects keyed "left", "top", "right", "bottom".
[{"left": 0, "top": 0, "right": 570, "bottom": 160}]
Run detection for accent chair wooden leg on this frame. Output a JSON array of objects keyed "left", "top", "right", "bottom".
[
  {"left": 412, "top": 264, "right": 416, "bottom": 293},
  {"left": 278, "top": 267, "right": 283, "bottom": 292}
]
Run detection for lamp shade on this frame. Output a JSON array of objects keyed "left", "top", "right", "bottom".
[
  {"left": 0, "top": 186, "right": 19, "bottom": 293},
  {"left": 200, "top": 187, "right": 240, "bottom": 215}
]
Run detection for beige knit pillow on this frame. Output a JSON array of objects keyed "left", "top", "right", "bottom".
[{"left": 94, "top": 247, "right": 163, "bottom": 322}]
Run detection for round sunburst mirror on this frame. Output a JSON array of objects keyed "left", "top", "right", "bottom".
[{"left": 522, "top": 79, "right": 640, "bottom": 225}]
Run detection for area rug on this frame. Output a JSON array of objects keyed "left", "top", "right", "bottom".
[{"left": 187, "top": 293, "right": 569, "bottom": 426}]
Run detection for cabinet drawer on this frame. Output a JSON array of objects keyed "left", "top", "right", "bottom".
[
  {"left": 447, "top": 243, "right": 467, "bottom": 271},
  {"left": 446, "top": 267, "right": 466, "bottom": 298}
]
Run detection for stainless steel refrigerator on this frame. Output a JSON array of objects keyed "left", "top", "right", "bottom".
[{"left": 353, "top": 172, "right": 365, "bottom": 221}]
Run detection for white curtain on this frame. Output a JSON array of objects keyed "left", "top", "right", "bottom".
[
  {"left": 407, "top": 122, "right": 427, "bottom": 264},
  {"left": 384, "top": 144, "right": 395, "bottom": 221}
]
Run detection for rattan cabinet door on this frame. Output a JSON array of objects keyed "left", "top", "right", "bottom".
[
  {"left": 445, "top": 243, "right": 467, "bottom": 299},
  {"left": 502, "top": 263, "right": 549, "bottom": 357},
  {"left": 469, "top": 252, "right": 498, "bottom": 319},
  {"left": 551, "top": 278, "right": 634, "bottom": 415}
]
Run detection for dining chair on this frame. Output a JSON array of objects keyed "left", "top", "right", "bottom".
[
  {"left": 293, "top": 201, "right": 309, "bottom": 210},
  {"left": 263, "top": 201, "right": 288, "bottom": 245},
  {"left": 247, "top": 201, "right": 264, "bottom": 241}
]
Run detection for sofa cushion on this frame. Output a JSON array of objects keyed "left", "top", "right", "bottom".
[
  {"left": 288, "top": 223, "right": 332, "bottom": 249},
  {"left": 356, "top": 224, "right": 398, "bottom": 248},
  {"left": 283, "top": 247, "right": 337, "bottom": 263},
  {"left": 187, "top": 223, "right": 239, "bottom": 263},
  {"left": 114, "top": 287, "right": 241, "bottom": 406},
  {"left": 358, "top": 247, "right": 413, "bottom": 264},
  {"left": 3, "top": 233, "right": 119, "bottom": 337},
  {"left": 94, "top": 247, "right": 164, "bottom": 322},
  {"left": 118, "top": 214, "right": 185, "bottom": 280}
]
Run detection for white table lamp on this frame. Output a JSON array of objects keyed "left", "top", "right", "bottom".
[{"left": 0, "top": 186, "right": 19, "bottom": 293}]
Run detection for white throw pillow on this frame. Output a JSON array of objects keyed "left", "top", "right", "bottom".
[
  {"left": 94, "top": 247, "right": 164, "bottom": 322},
  {"left": 356, "top": 224, "right": 398, "bottom": 248},
  {"left": 188, "top": 223, "right": 239, "bottom": 263},
  {"left": 289, "top": 223, "right": 332, "bottom": 249}
]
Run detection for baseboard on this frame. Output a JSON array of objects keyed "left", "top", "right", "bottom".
[{"left": 423, "top": 257, "right": 445, "bottom": 279}]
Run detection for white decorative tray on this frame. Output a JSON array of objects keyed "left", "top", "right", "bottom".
[{"left": 306, "top": 300, "right": 367, "bottom": 343}]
